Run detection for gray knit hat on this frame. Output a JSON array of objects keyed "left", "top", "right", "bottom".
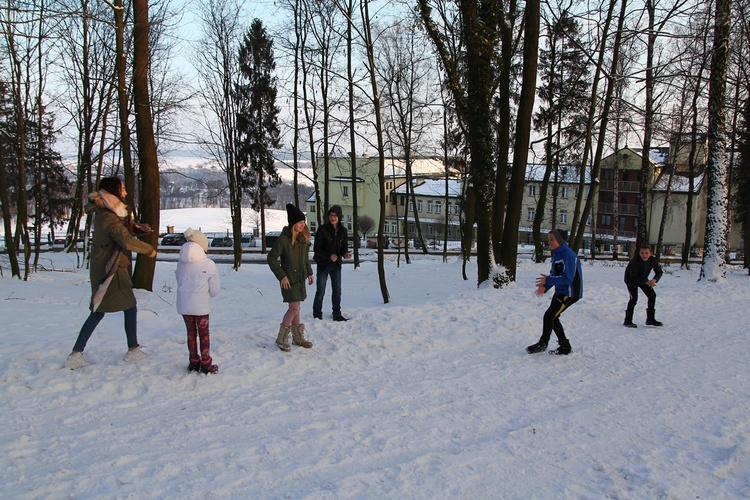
[{"left": 549, "top": 228, "right": 568, "bottom": 244}]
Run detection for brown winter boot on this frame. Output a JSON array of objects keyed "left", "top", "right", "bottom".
[
  {"left": 292, "top": 324, "right": 313, "bottom": 348},
  {"left": 276, "top": 324, "right": 291, "bottom": 351}
]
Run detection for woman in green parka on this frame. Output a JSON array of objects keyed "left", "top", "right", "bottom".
[
  {"left": 267, "top": 204, "right": 314, "bottom": 351},
  {"left": 65, "top": 177, "right": 157, "bottom": 370}
]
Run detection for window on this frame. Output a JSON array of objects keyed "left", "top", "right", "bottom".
[
  {"left": 447, "top": 203, "right": 452, "bottom": 214},
  {"left": 560, "top": 210, "right": 568, "bottom": 224},
  {"left": 427, "top": 224, "right": 433, "bottom": 235},
  {"left": 550, "top": 210, "right": 555, "bottom": 224},
  {"left": 619, "top": 216, "right": 627, "bottom": 231},
  {"left": 435, "top": 201, "right": 442, "bottom": 214},
  {"left": 587, "top": 214, "right": 592, "bottom": 226},
  {"left": 417, "top": 200, "right": 423, "bottom": 212},
  {"left": 391, "top": 222, "right": 398, "bottom": 233},
  {"left": 309, "top": 204, "right": 316, "bottom": 213},
  {"left": 343, "top": 186, "right": 349, "bottom": 197},
  {"left": 408, "top": 200, "right": 414, "bottom": 212},
  {"left": 427, "top": 201, "right": 433, "bottom": 213},
  {"left": 601, "top": 215, "right": 612, "bottom": 226},
  {"left": 528, "top": 207, "right": 535, "bottom": 221},
  {"left": 347, "top": 215, "right": 353, "bottom": 230},
  {"left": 400, "top": 195, "right": 405, "bottom": 206},
  {"left": 529, "top": 185, "right": 536, "bottom": 196},
  {"left": 561, "top": 186, "right": 569, "bottom": 198}
]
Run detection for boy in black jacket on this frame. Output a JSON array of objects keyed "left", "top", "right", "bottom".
[
  {"left": 312, "top": 205, "right": 352, "bottom": 321},
  {"left": 624, "top": 243, "right": 664, "bottom": 328}
]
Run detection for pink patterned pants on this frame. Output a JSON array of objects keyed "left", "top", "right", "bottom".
[{"left": 183, "top": 314, "right": 212, "bottom": 365}]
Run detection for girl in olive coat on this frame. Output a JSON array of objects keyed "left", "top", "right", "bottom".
[
  {"left": 267, "top": 204, "right": 314, "bottom": 351},
  {"left": 66, "top": 177, "right": 157, "bottom": 369}
]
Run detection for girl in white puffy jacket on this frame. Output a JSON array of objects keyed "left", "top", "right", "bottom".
[{"left": 176, "top": 229, "right": 220, "bottom": 374}]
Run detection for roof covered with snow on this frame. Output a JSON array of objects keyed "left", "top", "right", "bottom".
[{"left": 391, "top": 178, "right": 463, "bottom": 198}]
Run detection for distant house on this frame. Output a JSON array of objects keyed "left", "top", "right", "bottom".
[
  {"left": 387, "top": 178, "right": 464, "bottom": 244},
  {"left": 307, "top": 156, "right": 458, "bottom": 240},
  {"left": 305, "top": 143, "right": 741, "bottom": 257},
  {"left": 522, "top": 164, "right": 595, "bottom": 249}
]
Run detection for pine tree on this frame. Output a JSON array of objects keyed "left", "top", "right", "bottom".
[
  {"left": 236, "top": 19, "right": 282, "bottom": 246},
  {"left": 532, "top": 10, "right": 590, "bottom": 262}
]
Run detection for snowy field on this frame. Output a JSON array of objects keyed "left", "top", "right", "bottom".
[{"left": 1, "top": 240, "right": 748, "bottom": 497}]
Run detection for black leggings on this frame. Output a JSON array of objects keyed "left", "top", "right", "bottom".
[
  {"left": 541, "top": 294, "right": 578, "bottom": 344},
  {"left": 626, "top": 283, "right": 656, "bottom": 312}
]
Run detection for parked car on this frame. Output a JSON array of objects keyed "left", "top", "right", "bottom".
[
  {"left": 264, "top": 231, "right": 282, "bottom": 249},
  {"left": 240, "top": 235, "right": 257, "bottom": 248},
  {"left": 161, "top": 233, "right": 187, "bottom": 246},
  {"left": 210, "top": 236, "right": 233, "bottom": 247}
]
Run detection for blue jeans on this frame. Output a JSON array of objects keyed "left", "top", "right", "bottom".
[
  {"left": 73, "top": 306, "right": 138, "bottom": 352},
  {"left": 313, "top": 264, "right": 342, "bottom": 317}
]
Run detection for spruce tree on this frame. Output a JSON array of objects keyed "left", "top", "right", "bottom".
[{"left": 236, "top": 19, "right": 282, "bottom": 245}]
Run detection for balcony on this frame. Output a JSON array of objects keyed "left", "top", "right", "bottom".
[
  {"left": 596, "top": 228, "right": 637, "bottom": 238},
  {"left": 598, "top": 203, "right": 639, "bottom": 215},
  {"left": 599, "top": 180, "right": 641, "bottom": 193}
]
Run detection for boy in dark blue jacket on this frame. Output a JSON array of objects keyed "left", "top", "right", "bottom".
[
  {"left": 623, "top": 243, "right": 663, "bottom": 327},
  {"left": 527, "top": 229, "right": 583, "bottom": 355}
]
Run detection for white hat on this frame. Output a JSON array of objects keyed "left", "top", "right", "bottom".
[{"left": 184, "top": 228, "right": 208, "bottom": 253}]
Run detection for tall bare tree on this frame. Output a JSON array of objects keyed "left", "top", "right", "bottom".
[
  {"left": 700, "top": 0, "right": 732, "bottom": 281},
  {"left": 193, "top": 0, "right": 245, "bottom": 254},
  {"left": 377, "top": 24, "right": 441, "bottom": 256},
  {"left": 131, "top": 0, "right": 160, "bottom": 290}
]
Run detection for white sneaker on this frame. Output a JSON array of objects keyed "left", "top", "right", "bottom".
[
  {"left": 123, "top": 346, "right": 151, "bottom": 362},
  {"left": 66, "top": 351, "right": 86, "bottom": 370}
]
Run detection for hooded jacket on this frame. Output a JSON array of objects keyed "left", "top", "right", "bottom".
[
  {"left": 313, "top": 220, "right": 349, "bottom": 269},
  {"left": 544, "top": 241, "right": 584, "bottom": 299},
  {"left": 85, "top": 192, "right": 154, "bottom": 312},
  {"left": 267, "top": 225, "right": 313, "bottom": 303},
  {"left": 176, "top": 241, "right": 220, "bottom": 316}
]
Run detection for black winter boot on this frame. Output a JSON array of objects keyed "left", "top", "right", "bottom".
[
  {"left": 526, "top": 339, "right": 548, "bottom": 354},
  {"left": 646, "top": 308, "right": 663, "bottom": 327},
  {"left": 550, "top": 339, "right": 572, "bottom": 355},
  {"left": 624, "top": 308, "right": 637, "bottom": 328}
]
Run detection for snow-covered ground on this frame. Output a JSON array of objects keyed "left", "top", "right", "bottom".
[{"left": 1, "top": 231, "right": 748, "bottom": 497}]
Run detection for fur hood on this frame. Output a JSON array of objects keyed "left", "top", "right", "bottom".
[{"left": 85, "top": 191, "right": 129, "bottom": 218}]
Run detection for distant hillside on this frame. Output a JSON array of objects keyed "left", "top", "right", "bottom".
[{"left": 159, "top": 158, "right": 314, "bottom": 210}]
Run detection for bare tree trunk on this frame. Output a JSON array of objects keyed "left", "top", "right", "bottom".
[
  {"left": 534, "top": 139, "right": 554, "bottom": 263},
  {"left": 500, "top": 0, "right": 539, "bottom": 282},
  {"left": 131, "top": 0, "right": 159, "bottom": 290},
  {"left": 572, "top": 0, "right": 626, "bottom": 253},
  {"left": 492, "top": 0, "right": 517, "bottom": 264},
  {"left": 6, "top": 0, "right": 30, "bottom": 280},
  {"left": 361, "top": 0, "right": 389, "bottom": 303},
  {"left": 112, "top": 0, "right": 136, "bottom": 212},
  {"left": 346, "top": 0, "right": 360, "bottom": 267},
  {"left": 570, "top": 0, "right": 616, "bottom": 244},
  {"left": 700, "top": 0, "right": 731, "bottom": 282},
  {"left": 682, "top": 65, "right": 706, "bottom": 268}
]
